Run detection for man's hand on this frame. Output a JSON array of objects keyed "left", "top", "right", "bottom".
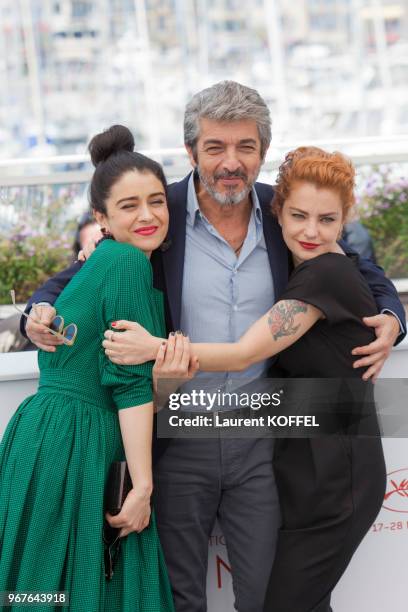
[
  {"left": 77, "top": 238, "right": 98, "bottom": 262},
  {"left": 103, "top": 320, "right": 162, "bottom": 365},
  {"left": 26, "top": 304, "right": 63, "bottom": 352},
  {"left": 352, "top": 313, "right": 400, "bottom": 382}
]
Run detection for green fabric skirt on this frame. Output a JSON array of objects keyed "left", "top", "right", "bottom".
[{"left": 0, "top": 391, "right": 174, "bottom": 612}]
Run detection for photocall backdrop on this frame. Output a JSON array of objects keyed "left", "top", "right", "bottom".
[{"left": 0, "top": 346, "right": 407, "bottom": 612}]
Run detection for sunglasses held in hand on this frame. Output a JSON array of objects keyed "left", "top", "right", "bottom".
[{"left": 10, "top": 290, "right": 78, "bottom": 346}]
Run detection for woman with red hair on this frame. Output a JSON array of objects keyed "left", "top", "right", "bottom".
[
  {"left": 121, "top": 146, "right": 386, "bottom": 611},
  {"left": 197, "top": 146, "right": 385, "bottom": 611}
]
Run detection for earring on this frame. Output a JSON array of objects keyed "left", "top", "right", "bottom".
[{"left": 101, "top": 227, "right": 113, "bottom": 239}]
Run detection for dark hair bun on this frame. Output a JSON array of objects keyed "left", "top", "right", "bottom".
[{"left": 88, "top": 124, "right": 135, "bottom": 166}]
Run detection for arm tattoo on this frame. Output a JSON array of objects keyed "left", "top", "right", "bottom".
[{"left": 267, "top": 300, "right": 308, "bottom": 341}]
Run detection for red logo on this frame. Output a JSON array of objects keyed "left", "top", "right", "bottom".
[
  {"left": 383, "top": 468, "right": 408, "bottom": 513},
  {"left": 216, "top": 555, "right": 231, "bottom": 589}
]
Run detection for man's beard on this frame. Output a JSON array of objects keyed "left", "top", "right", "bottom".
[{"left": 197, "top": 166, "right": 260, "bottom": 206}]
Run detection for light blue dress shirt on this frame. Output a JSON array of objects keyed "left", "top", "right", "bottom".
[{"left": 179, "top": 173, "right": 275, "bottom": 409}]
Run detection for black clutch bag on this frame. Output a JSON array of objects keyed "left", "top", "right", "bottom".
[{"left": 104, "top": 461, "right": 132, "bottom": 515}]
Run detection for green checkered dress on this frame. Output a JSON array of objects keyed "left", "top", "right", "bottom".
[{"left": 0, "top": 240, "right": 174, "bottom": 612}]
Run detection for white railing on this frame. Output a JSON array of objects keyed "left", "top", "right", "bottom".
[
  {"left": 1, "top": 335, "right": 407, "bottom": 426},
  {"left": 1, "top": 136, "right": 408, "bottom": 186},
  {"left": 1, "top": 336, "right": 406, "bottom": 387}
]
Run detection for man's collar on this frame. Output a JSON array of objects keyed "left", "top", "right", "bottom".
[
  {"left": 252, "top": 188, "right": 263, "bottom": 224},
  {"left": 186, "top": 171, "right": 201, "bottom": 226}
]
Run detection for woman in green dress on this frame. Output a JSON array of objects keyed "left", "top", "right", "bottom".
[{"left": 0, "top": 125, "right": 176, "bottom": 612}]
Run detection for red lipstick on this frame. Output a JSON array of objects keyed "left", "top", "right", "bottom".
[
  {"left": 299, "top": 241, "right": 320, "bottom": 250},
  {"left": 135, "top": 226, "right": 158, "bottom": 236}
]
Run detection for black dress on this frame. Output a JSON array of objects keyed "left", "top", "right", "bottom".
[{"left": 263, "top": 253, "right": 386, "bottom": 612}]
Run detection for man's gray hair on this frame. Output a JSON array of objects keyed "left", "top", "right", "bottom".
[{"left": 184, "top": 81, "right": 272, "bottom": 159}]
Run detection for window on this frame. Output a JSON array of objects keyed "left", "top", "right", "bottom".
[{"left": 72, "top": 1, "right": 91, "bottom": 18}]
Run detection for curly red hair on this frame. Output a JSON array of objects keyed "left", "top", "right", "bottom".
[{"left": 272, "top": 146, "right": 356, "bottom": 220}]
